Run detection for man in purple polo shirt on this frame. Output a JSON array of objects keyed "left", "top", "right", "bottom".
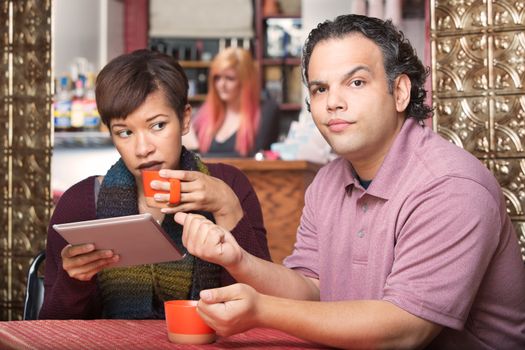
[{"left": 175, "top": 14, "right": 525, "bottom": 349}]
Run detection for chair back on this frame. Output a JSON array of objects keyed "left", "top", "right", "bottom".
[{"left": 23, "top": 250, "right": 45, "bottom": 320}]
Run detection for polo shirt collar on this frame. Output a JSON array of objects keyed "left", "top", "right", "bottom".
[
  {"left": 343, "top": 118, "right": 425, "bottom": 199},
  {"left": 342, "top": 159, "right": 359, "bottom": 189}
]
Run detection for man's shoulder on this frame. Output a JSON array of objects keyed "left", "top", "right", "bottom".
[{"left": 415, "top": 130, "right": 501, "bottom": 196}]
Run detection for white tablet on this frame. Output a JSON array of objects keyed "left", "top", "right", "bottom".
[{"left": 53, "top": 213, "right": 185, "bottom": 268}]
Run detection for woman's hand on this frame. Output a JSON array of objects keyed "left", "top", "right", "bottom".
[
  {"left": 153, "top": 169, "right": 243, "bottom": 230},
  {"left": 197, "top": 284, "right": 262, "bottom": 337},
  {"left": 60, "top": 243, "right": 119, "bottom": 281}
]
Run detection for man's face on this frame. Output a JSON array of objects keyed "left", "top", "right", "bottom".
[{"left": 307, "top": 34, "right": 408, "bottom": 172}]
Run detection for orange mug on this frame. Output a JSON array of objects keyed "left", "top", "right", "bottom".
[
  {"left": 141, "top": 170, "right": 181, "bottom": 208},
  {"left": 164, "top": 300, "right": 216, "bottom": 344}
]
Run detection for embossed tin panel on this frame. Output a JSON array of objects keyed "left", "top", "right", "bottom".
[
  {"left": 0, "top": 0, "right": 51, "bottom": 321},
  {"left": 432, "top": 0, "right": 525, "bottom": 260}
]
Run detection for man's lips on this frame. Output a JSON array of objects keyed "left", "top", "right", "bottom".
[
  {"left": 137, "top": 161, "right": 163, "bottom": 170},
  {"left": 327, "top": 119, "right": 353, "bottom": 132}
]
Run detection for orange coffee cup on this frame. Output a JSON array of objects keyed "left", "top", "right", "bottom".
[
  {"left": 141, "top": 170, "right": 181, "bottom": 208},
  {"left": 164, "top": 300, "right": 216, "bottom": 344}
]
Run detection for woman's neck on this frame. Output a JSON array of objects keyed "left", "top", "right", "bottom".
[
  {"left": 225, "top": 96, "right": 241, "bottom": 113},
  {"left": 137, "top": 190, "right": 165, "bottom": 223},
  {"left": 215, "top": 110, "right": 240, "bottom": 143}
]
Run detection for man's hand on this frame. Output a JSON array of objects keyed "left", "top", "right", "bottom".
[
  {"left": 61, "top": 243, "right": 119, "bottom": 281},
  {"left": 197, "top": 284, "right": 261, "bottom": 337},
  {"left": 174, "top": 212, "right": 244, "bottom": 270}
]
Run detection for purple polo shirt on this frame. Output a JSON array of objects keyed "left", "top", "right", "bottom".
[{"left": 284, "top": 118, "right": 525, "bottom": 349}]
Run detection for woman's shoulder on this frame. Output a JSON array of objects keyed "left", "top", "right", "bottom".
[
  {"left": 52, "top": 176, "right": 99, "bottom": 223},
  {"left": 206, "top": 162, "right": 243, "bottom": 178},
  {"left": 60, "top": 176, "right": 98, "bottom": 197},
  {"left": 206, "top": 162, "right": 251, "bottom": 188}
]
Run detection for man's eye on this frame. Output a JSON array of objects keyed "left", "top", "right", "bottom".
[
  {"left": 116, "top": 130, "right": 132, "bottom": 138},
  {"left": 311, "top": 86, "right": 326, "bottom": 95},
  {"left": 152, "top": 122, "right": 166, "bottom": 131},
  {"left": 351, "top": 80, "right": 364, "bottom": 87}
]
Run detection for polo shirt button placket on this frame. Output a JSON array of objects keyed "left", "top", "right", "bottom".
[
  {"left": 362, "top": 203, "right": 368, "bottom": 213},
  {"left": 357, "top": 230, "right": 365, "bottom": 238}
]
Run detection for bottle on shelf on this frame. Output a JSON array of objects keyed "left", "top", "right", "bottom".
[
  {"left": 70, "top": 76, "right": 86, "bottom": 131},
  {"left": 53, "top": 58, "right": 102, "bottom": 133},
  {"left": 82, "top": 72, "right": 101, "bottom": 131},
  {"left": 53, "top": 76, "right": 72, "bottom": 131}
]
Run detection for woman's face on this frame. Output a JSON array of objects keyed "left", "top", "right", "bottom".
[
  {"left": 214, "top": 67, "right": 241, "bottom": 104},
  {"left": 109, "top": 89, "right": 191, "bottom": 181}
]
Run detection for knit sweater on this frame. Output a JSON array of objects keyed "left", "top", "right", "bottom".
[{"left": 39, "top": 162, "right": 271, "bottom": 319}]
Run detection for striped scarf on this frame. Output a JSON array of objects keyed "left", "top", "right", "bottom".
[{"left": 96, "top": 147, "right": 221, "bottom": 319}]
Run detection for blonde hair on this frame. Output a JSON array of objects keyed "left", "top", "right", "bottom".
[{"left": 195, "top": 47, "right": 260, "bottom": 156}]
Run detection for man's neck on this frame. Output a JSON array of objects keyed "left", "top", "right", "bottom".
[
  {"left": 347, "top": 152, "right": 385, "bottom": 181},
  {"left": 348, "top": 115, "right": 406, "bottom": 180}
]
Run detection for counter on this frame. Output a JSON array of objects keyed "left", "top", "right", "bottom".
[{"left": 205, "top": 158, "right": 322, "bottom": 263}]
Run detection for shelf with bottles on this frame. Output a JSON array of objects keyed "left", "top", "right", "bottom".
[
  {"left": 53, "top": 58, "right": 103, "bottom": 134},
  {"left": 179, "top": 60, "right": 210, "bottom": 102},
  {"left": 255, "top": 0, "right": 302, "bottom": 115},
  {"left": 262, "top": 60, "right": 302, "bottom": 112}
]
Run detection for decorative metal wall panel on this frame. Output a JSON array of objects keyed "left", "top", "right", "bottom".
[
  {"left": 0, "top": 0, "right": 52, "bottom": 321},
  {"left": 431, "top": 0, "right": 525, "bottom": 260}
]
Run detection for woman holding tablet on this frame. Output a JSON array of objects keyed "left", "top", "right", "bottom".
[{"left": 39, "top": 50, "right": 271, "bottom": 319}]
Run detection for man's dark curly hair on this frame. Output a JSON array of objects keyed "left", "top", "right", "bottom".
[{"left": 302, "top": 14, "right": 432, "bottom": 120}]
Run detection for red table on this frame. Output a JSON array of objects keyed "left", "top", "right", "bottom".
[{"left": 0, "top": 319, "right": 330, "bottom": 349}]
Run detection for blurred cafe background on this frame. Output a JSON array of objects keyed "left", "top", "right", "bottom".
[{"left": 2, "top": 0, "right": 524, "bottom": 320}]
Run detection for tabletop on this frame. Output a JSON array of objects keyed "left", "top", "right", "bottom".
[{"left": 0, "top": 319, "right": 331, "bottom": 349}]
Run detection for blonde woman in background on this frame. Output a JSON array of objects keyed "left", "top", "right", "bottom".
[{"left": 184, "top": 47, "right": 278, "bottom": 157}]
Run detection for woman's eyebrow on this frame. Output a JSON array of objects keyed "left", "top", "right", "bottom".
[
  {"left": 145, "top": 114, "right": 167, "bottom": 122},
  {"left": 110, "top": 114, "right": 167, "bottom": 129}
]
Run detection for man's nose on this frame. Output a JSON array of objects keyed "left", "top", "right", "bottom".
[{"left": 326, "top": 88, "right": 347, "bottom": 113}]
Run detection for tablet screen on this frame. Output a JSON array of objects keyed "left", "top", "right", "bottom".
[{"left": 53, "top": 213, "right": 185, "bottom": 268}]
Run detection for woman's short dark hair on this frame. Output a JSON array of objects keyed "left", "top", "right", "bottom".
[
  {"left": 302, "top": 14, "right": 432, "bottom": 120},
  {"left": 95, "top": 49, "right": 189, "bottom": 126}
]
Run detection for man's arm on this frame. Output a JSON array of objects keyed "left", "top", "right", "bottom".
[
  {"left": 198, "top": 284, "right": 442, "bottom": 349},
  {"left": 176, "top": 212, "right": 442, "bottom": 348},
  {"left": 229, "top": 250, "right": 320, "bottom": 300},
  {"left": 175, "top": 212, "right": 319, "bottom": 300}
]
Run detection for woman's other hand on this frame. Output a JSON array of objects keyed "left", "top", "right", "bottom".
[
  {"left": 60, "top": 243, "right": 119, "bottom": 281},
  {"left": 154, "top": 169, "right": 243, "bottom": 230}
]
